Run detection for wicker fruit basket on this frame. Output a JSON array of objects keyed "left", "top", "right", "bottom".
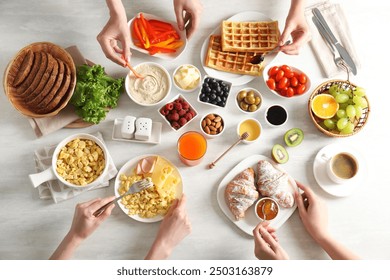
[
  {"left": 308, "top": 79, "right": 370, "bottom": 137},
  {"left": 3, "top": 42, "right": 76, "bottom": 118}
]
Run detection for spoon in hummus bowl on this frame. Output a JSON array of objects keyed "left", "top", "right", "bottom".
[{"left": 122, "top": 55, "right": 144, "bottom": 79}]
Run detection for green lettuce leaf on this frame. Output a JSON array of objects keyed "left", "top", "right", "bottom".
[{"left": 70, "top": 64, "right": 124, "bottom": 124}]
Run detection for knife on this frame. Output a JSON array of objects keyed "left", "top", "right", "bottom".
[{"left": 312, "top": 8, "right": 357, "bottom": 75}]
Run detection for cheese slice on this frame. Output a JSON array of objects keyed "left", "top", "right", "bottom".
[
  {"left": 150, "top": 156, "right": 174, "bottom": 190},
  {"left": 157, "top": 174, "right": 181, "bottom": 198}
]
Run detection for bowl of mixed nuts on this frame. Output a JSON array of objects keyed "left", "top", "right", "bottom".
[{"left": 200, "top": 113, "right": 225, "bottom": 139}]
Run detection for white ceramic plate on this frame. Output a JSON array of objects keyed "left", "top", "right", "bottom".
[
  {"left": 200, "top": 11, "right": 279, "bottom": 86},
  {"left": 313, "top": 143, "right": 365, "bottom": 197},
  {"left": 128, "top": 12, "right": 187, "bottom": 60},
  {"left": 217, "top": 155, "right": 297, "bottom": 236},
  {"left": 114, "top": 154, "right": 183, "bottom": 223},
  {"left": 112, "top": 118, "right": 162, "bottom": 144}
]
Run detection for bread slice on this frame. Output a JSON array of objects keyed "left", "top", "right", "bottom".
[
  {"left": 12, "top": 49, "right": 34, "bottom": 87},
  {"left": 26, "top": 54, "right": 60, "bottom": 109},
  {"left": 24, "top": 53, "right": 57, "bottom": 104},
  {"left": 19, "top": 52, "right": 49, "bottom": 99},
  {"left": 36, "top": 61, "right": 71, "bottom": 114},
  {"left": 17, "top": 51, "right": 42, "bottom": 94}
]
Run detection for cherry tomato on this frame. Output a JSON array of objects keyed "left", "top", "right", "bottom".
[
  {"left": 275, "top": 70, "right": 285, "bottom": 82},
  {"left": 296, "top": 84, "right": 306, "bottom": 95},
  {"left": 278, "top": 77, "right": 288, "bottom": 89},
  {"left": 268, "top": 66, "right": 279, "bottom": 77},
  {"left": 284, "top": 69, "right": 294, "bottom": 78},
  {"left": 280, "top": 65, "right": 291, "bottom": 73},
  {"left": 266, "top": 78, "right": 276, "bottom": 90},
  {"left": 290, "top": 76, "right": 298, "bottom": 87},
  {"left": 298, "top": 73, "right": 307, "bottom": 84},
  {"left": 286, "top": 87, "right": 295, "bottom": 97}
]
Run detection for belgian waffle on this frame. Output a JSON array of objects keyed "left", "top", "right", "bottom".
[
  {"left": 221, "top": 20, "right": 279, "bottom": 52},
  {"left": 204, "top": 35, "right": 263, "bottom": 76}
]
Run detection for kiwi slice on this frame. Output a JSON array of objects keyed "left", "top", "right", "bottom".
[
  {"left": 284, "top": 128, "right": 304, "bottom": 147},
  {"left": 272, "top": 144, "right": 289, "bottom": 164}
]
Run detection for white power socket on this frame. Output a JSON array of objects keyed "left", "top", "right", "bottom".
[
  {"left": 135, "top": 117, "right": 152, "bottom": 141},
  {"left": 121, "top": 116, "right": 136, "bottom": 139}
]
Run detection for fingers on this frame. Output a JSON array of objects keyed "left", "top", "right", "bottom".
[
  {"left": 174, "top": 5, "right": 185, "bottom": 31},
  {"left": 90, "top": 196, "right": 116, "bottom": 213}
]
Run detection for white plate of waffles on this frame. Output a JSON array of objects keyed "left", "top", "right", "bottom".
[
  {"left": 216, "top": 155, "right": 297, "bottom": 236},
  {"left": 200, "top": 11, "right": 279, "bottom": 86},
  {"left": 114, "top": 154, "right": 183, "bottom": 223}
]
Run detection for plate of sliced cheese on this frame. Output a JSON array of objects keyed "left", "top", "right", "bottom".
[
  {"left": 200, "top": 11, "right": 280, "bottom": 86},
  {"left": 217, "top": 155, "right": 297, "bottom": 236},
  {"left": 115, "top": 154, "right": 183, "bottom": 223}
]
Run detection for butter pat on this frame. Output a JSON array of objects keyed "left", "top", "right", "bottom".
[{"left": 174, "top": 64, "right": 201, "bottom": 91}]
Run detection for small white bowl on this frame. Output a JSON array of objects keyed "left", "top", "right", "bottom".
[
  {"left": 264, "top": 104, "right": 289, "bottom": 127},
  {"left": 158, "top": 94, "right": 198, "bottom": 131},
  {"left": 197, "top": 76, "right": 232, "bottom": 109},
  {"left": 263, "top": 64, "right": 311, "bottom": 98},
  {"left": 236, "top": 118, "right": 262, "bottom": 144},
  {"left": 199, "top": 113, "right": 225, "bottom": 139},
  {"left": 235, "top": 87, "right": 263, "bottom": 114},
  {"left": 173, "top": 64, "right": 201, "bottom": 93},
  {"left": 125, "top": 62, "right": 171, "bottom": 107},
  {"left": 254, "top": 197, "right": 280, "bottom": 221}
]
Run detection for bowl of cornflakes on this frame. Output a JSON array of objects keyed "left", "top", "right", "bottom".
[
  {"left": 114, "top": 154, "right": 183, "bottom": 223},
  {"left": 29, "top": 133, "right": 109, "bottom": 189}
]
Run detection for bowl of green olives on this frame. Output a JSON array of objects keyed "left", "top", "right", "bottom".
[{"left": 235, "top": 88, "right": 262, "bottom": 114}]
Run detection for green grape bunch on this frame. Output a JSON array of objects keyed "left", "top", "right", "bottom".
[{"left": 322, "top": 84, "right": 367, "bottom": 134}]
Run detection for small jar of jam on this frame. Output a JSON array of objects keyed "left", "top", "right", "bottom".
[{"left": 255, "top": 197, "right": 279, "bottom": 221}]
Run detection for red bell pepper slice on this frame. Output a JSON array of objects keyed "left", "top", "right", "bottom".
[
  {"left": 148, "top": 19, "right": 175, "bottom": 31},
  {"left": 132, "top": 18, "right": 145, "bottom": 47},
  {"left": 139, "top": 13, "right": 156, "bottom": 41},
  {"left": 148, "top": 46, "right": 176, "bottom": 55}
]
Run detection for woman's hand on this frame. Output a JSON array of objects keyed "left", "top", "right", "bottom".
[
  {"left": 295, "top": 181, "right": 329, "bottom": 243},
  {"left": 97, "top": 0, "right": 131, "bottom": 66},
  {"left": 279, "top": 0, "right": 311, "bottom": 55},
  {"left": 173, "top": 0, "right": 203, "bottom": 39},
  {"left": 145, "top": 194, "right": 191, "bottom": 259},
  {"left": 253, "top": 221, "right": 289, "bottom": 260}
]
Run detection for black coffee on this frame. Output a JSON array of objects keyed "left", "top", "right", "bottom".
[{"left": 266, "top": 105, "right": 287, "bottom": 125}]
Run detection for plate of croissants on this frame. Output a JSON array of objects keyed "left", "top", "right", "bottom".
[{"left": 217, "top": 155, "right": 298, "bottom": 236}]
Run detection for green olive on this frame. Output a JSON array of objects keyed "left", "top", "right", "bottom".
[
  {"left": 245, "top": 95, "right": 256, "bottom": 105},
  {"left": 249, "top": 104, "right": 258, "bottom": 112},
  {"left": 240, "top": 101, "right": 249, "bottom": 111},
  {"left": 254, "top": 96, "right": 261, "bottom": 106},
  {"left": 237, "top": 90, "right": 247, "bottom": 101},
  {"left": 248, "top": 90, "right": 255, "bottom": 98}
]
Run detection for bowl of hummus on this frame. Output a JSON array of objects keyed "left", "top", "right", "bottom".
[{"left": 126, "top": 62, "right": 171, "bottom": 106}]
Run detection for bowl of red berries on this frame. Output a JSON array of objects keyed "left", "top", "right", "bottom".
[
  {"left": 263, "top": 64, "right": 311, "bottom": 98},
  {"left": 159, "top": 94, "right": 198, "bottom": 131}
]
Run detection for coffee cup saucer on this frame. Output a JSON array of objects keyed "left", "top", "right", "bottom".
[{"left": 313, "top": 143, "right": 366, "bottom": 197}]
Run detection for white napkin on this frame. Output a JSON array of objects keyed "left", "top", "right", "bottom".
[
  {"left": 305, "top": 1, "right": 360, "bottom": 78},
  {"left": 32, "top": 132, "right": 118, "bottom": 203}
]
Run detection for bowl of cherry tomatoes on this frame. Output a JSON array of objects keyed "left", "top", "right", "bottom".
[{"left": 263, "top": 64, "right": 311, "bottom": 98}]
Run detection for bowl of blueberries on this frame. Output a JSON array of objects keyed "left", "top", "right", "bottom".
[{"left": 198, "top": 76, "right": 232, "bottom": 108}]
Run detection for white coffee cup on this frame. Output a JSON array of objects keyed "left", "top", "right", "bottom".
[{"left": 322, "top": 152, "right": 359, "bottom": 184}]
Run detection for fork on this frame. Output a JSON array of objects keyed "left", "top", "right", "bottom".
[
  {"left": 312, "top": 17, "right": 345, "bottom": 69},
  {"left": 93, "top": 177, "right": 153, "bottom": 217}
]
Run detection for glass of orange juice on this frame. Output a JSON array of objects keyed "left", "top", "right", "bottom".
[{"left": 177, "top": 131, "right": 207, "bottom": 166}]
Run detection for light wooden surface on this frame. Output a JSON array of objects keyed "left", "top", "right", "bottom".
[{"left": 0, "top": 0, "right": 389, "bottom": 260}]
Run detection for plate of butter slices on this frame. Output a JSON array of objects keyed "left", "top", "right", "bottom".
[
  {"left": 217, "top": 155, "right": 297, "bottom": 236},
  {"left": 200, "top": 11, "right": 280, "bottom": 86}
]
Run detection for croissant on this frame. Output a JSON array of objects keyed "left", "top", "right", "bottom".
[
  {"left": 225, "top": 167, "right": 259, "bottom": 220},
  {"left": 256, "top": 160, "right": 294, "bottom": 208}
]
